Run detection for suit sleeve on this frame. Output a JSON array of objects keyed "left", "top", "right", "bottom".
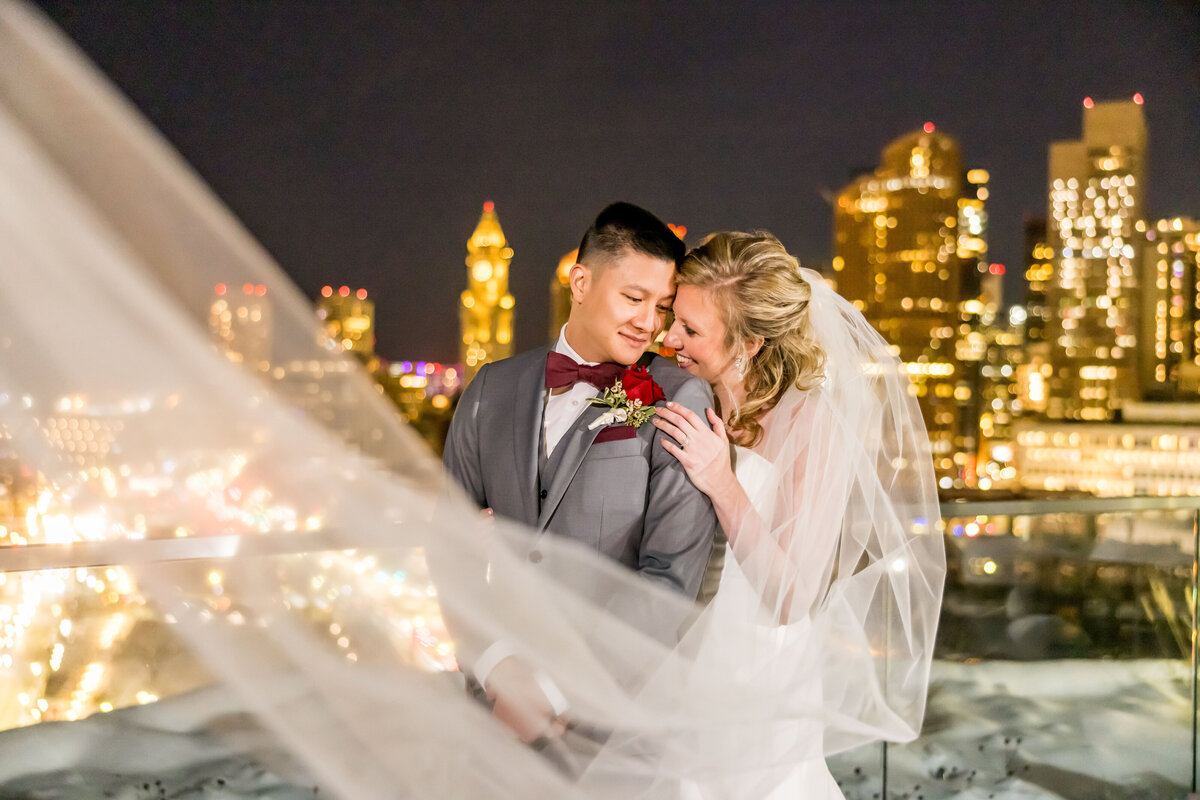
[
  {"left": 437, "top": 365, "right": 490, "bottom": 672},
  {"left": 607, "top": 374, "right": 719, "bottom": 639},
  {"left": 442, "top": 363, "right": 488, "bottom": 508}
]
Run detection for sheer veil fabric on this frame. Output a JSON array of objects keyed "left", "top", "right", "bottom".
[{"left": 0, "top": 2, "right": 945, "bottom": 797}]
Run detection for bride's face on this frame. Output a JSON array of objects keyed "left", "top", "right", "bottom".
[{"left": 663, "top": 285, "right": 736, "bottom": 385}]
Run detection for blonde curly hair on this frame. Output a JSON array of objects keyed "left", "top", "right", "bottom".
[{"left": 678, "top": 231, "right": 826, "bottom": 447}]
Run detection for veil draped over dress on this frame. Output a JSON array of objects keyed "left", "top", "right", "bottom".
[{"left": 0, "top": 3, "right": 945, "bottom": 797}]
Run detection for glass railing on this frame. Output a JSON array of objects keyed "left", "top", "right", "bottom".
[
  {"left": 830, "top": 496, "right": 1200, "bottom": 800},
  {"left": 3, "top": 497, "right": 1197, "bottom": 798}
]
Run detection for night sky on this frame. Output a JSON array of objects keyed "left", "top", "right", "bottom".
[{"left": 32, "top": 1, "right": 1200, "bottom": 364}]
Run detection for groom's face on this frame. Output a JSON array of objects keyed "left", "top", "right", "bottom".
[{"left": 567, "top": 248, "right": 675, "bottom": 365}]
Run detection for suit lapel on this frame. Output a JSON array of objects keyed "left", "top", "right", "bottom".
[
  {"left": 512, "top": 348, "right": 549, "bottom": 527},
  {"left": 536, "top": 356, "right": 661, "bottom": 529},
  {"left": 536, "top": 401, "right": 608, "bottom": 530}
]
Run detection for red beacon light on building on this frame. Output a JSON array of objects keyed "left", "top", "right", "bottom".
[
  {"left": 321, "top": 286, "right": 333, "bottom": 298},
  {"left": 988, "top": 263, "right": 1005, "bottom": 276},
  {"left": 356, "top": 288, "right": 368, "bottom": 300},
  {"left": 214, "top": 283, "right": 226, "bottom": 296},
  {"left": 242, "top": 282, "right": 254, "bottom": 295},
  {"left": 1133, "top": 92, "right": 1144, "bottom": 105},
  {"left": 1083, "top": 97, "right": 1094, "bottom": 109},
  {"left": 483, "top": 200, "right": 495, "bottom": 213},
  {"left": 338, "top": 286, "right": 350, "bottom": 297},
  {"left": 255, "top": 284, "right": 267, "bottom": 296},
  {"left": 922, "top": 121, "right": 935, "bottom": 133}
]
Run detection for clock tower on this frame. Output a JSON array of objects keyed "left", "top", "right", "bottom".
[{"left": 459, "top": 201, "right": 515, "bottom": 384}]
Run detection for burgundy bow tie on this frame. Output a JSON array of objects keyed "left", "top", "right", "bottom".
[{"left": 544, "top": 351, "right": 626, "bottom": 391}]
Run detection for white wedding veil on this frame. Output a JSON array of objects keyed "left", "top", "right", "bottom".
[{"left": 0, "top": 2, "right": 944, "bottom": 797}]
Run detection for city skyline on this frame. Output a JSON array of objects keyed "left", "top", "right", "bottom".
[{"left": 32, "top": 1, "right": 1200, "bottom": 362}]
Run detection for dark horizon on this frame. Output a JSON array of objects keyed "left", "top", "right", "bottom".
[{"left": 33, "top": 1, "right": 1200, "bottom": 363}]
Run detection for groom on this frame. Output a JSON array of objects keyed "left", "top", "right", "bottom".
[{"left": 443, "top": 201, "right": 719, "bottom": 743}]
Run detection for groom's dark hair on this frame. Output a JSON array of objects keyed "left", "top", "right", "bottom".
[{"left": 577, "top": 202, "right": 685, "bottom": 269}]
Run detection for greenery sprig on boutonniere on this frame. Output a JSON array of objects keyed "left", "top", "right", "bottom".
[
  {"left": 587, "top": 380, "right": 658, "bottom": 430},
  {"left": 586, "top": 364, "right": 666, "bottom": 430}
]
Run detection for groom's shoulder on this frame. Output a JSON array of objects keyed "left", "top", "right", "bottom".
[
  {"left": 642, "top": 353, "right": 712, "bottom": 401},
  {"left": 475, "top": 346, "right": 548, "bottom": 384}
]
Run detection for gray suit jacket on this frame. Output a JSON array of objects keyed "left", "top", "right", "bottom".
[{"left": 443, "top": 346, "right": 720, "bottom": 653}]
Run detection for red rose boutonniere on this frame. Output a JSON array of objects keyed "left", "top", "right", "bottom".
[
  {"left": 587, "top": 365, "right": 666, "bottom": 429},
  {"left": 620, "top": 365, "right": 666, "bottom": 406}
]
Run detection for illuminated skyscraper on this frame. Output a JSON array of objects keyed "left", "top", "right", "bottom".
[
  {"left": 460, "top": 202, "right": 515, "bottom": 384},
  {"left": 954, "top": 169, "right": 999, "bottom": 474},
  {"left": 975, "top": 310, "right": 1025, "bottom": 489},
  {"left": 956, "top": 169, "right": 992, "bottom": 316},
  {"left": 318, "top": 286, "right": 376, "bottom": 365},
  {"left": 1140, "top": 217, "right": 1200, "bottom": 398},
  {"left": 1045, "top": 97, "right": 1147, "bottom": 420},
  {"left": 1023, "top": 217, "right": 1053, "bottom": 346},
  {"left": 209, "top": 282, "right": 271, "bottom": 369},
  {"left": 834, "top": 125, "right": 987, "bottom": 485}
]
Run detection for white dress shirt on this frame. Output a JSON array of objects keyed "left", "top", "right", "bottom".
[{"left": 542, "top": 326, "right": 603, "bottom": 457}]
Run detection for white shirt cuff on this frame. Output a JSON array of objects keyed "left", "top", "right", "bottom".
[
  {"left": 472, "top": 641, "right": 571, "bottom": 717},
  {"left": 532, "top": 669, "right": 571, "bottom": 716},
  {"left": 472, "top": 639, "right": 519, "bottom": 689}
]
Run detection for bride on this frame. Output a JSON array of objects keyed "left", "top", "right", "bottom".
[{"left": 652, "top": 231, "right": 942, "bottom": 798}]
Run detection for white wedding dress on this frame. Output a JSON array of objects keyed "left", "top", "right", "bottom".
[{"left": 680, "top": 445, "right": 844, "bottom": 800}]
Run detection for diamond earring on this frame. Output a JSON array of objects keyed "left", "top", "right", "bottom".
[{"left": 734, "top": 353, "right": 746, "bottom": 381}]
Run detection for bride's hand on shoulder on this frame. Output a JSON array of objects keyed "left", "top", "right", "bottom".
[{"left": 652, "top": 402, "right": 737, "bottom": 499}]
